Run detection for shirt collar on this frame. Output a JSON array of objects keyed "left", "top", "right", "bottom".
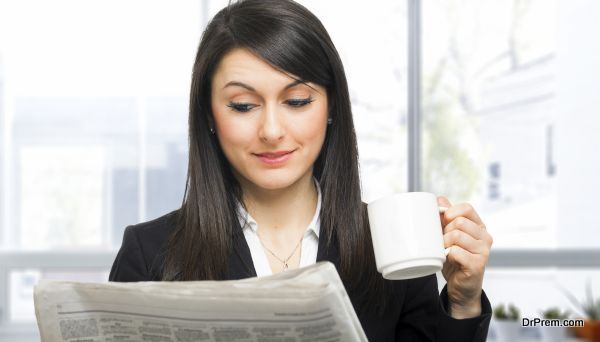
[{"left": 237, "top": 177, "right": 321, "bottom": 238}]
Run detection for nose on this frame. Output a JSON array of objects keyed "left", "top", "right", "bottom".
[{"left": 258, "top": 104, "right": 285, "bottom": 143}]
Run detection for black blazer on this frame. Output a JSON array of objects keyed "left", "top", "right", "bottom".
[{"left": 109, "top": 210, "right": 491, "bottom": 342}]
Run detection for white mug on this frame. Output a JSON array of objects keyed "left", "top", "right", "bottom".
[{"left": 367, "top": 192, "right": 450, "bottom": 280}]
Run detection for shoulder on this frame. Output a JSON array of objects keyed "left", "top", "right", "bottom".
[
  {"left": 124, "top": 209, "right": 179, "bottom": 266},
  {"left": 110, "top": 210, "right": 179, "bottom": 282},
  {"left": 125, "top": 210, "right": 178, "bottom": 247}
]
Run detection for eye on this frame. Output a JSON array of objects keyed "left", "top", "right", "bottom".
[
  {"left": 286, "top": 97, "right": 314, "bottom": 108},
  {"left": 227, "top": 102, "right": 258, "bottom": 113}
]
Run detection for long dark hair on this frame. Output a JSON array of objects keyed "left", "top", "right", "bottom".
[{"left": 163, "top": 0, "right": 389, "bottom": 312}]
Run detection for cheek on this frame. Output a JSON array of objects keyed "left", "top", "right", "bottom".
[
  {"left": 213, "top": 111, "right": 253, "bottom": 155},
  {"left": 301, "top": 119, "right": 327, "bottom": 144},
  {"left": 301, "top": 106, "right": 328, "bottom": 148}
]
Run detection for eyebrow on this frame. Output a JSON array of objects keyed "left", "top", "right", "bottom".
[{"left": 222, "top": 79, "right": 307, "bottom": 92}]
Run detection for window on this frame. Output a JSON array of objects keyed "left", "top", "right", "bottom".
[
  {"left": 420, "top": 0, "right": 600, "bottom": 338},
  {"left": 421, "top": 0, "right": 560, "bottom": 249},
  {"left": 0, "top": 0, "right": 198, "bottom": 251},
  {"left": 0, "top": 0, "right": 201, "bottom": 338}
]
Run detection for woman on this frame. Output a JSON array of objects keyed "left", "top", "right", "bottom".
[{"left": 110, "top": 0, "right": 493, "bottom": 341}]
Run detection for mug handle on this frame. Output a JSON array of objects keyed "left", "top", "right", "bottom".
[{"left": 439, "top": 206, "right": 452, "bottom": 257}]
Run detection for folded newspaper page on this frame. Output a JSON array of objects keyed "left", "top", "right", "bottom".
[{"left": 34, "top": 261, "right": 367, "bottom": 342}]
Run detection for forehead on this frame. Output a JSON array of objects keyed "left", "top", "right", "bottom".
[{"left": 212, "top": 48, "right": 299, "bottom": 89}]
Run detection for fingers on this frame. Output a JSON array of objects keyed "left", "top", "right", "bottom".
[
  {"left": 444, "top": 202, "right": 483, "bottom": 226},
  {"left": 437, "top": 195, "right": 493, "bottom": 249},
  {"left": 444, "top": 229, "right": 490, "bottom": 256},
  {"left": 438, "top": 196, "right": 493, "bottom": 250},
  {"left": 446, "top": 245, "right": 487, "bottom": 275},
  {"left": 443, "top": 216, "right": 488, "bottom": 242},
  {"left": 437, "top": 196, "right": 452, "bottom": 211}
]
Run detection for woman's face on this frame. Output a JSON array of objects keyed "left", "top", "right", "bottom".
[{"left": 210, "top": 48, "right": 329, "bottom": 191}]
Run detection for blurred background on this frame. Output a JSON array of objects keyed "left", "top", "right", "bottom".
[{"left": 0, "top": 0, "right": 599, "bottom": 341}]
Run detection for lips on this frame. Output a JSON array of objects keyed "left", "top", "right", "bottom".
[
  {"left": 255, "top": 150, "right": 294, "bottom": 158},
  {"left": 253, "top": 150, "right": 295, "bottom": 166}
]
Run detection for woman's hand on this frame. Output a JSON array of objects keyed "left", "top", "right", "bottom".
[{"left": 438, "top": 196, "right": 493, "bottom": 319}]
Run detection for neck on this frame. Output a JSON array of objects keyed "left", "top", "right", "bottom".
[{"left": 239, "top": 171, "right": 318, "bottom": 238}]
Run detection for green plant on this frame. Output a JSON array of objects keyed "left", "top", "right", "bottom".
[
  {"left": 494, "top": 303, "right": 520, "bottom": 321},
  {"left": 561, "top": 280, "right": 600, "bottom": 320},
  {"left": 540, "top": 307, "right": 570, "bottom": 320}
]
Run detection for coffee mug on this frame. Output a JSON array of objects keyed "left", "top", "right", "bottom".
[{"left": 367, "top": 192, "right": 450, "bottom": 280}]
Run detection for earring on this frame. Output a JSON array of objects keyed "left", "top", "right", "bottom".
[
  {"left": 327, "top": 117, "right": 333, "bottom": 125},
  {"left": 209, "top": 127, "right": 215, "bottom": 134}
]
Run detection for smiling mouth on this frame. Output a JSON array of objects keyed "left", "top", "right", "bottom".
[
  {"left": 253, "top": 150, "right": 295, "bottom": 165},
  {"left": 254, "top": 150, "right": 294, "bottom": 157}
]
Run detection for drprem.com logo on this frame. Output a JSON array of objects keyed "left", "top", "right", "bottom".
[{"left": 522, "top": 318, "right": 585, "bottom": 327}]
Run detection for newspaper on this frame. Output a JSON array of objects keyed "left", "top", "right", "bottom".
[{"left": 34, "top": 261, "right": 367, "bottom": 342}]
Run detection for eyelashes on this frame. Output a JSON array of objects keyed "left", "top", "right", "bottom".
[
  {"left": 227, "top": 97, "right": 314, "bottom": 113},
  {"left": 286, "top": 97, "right": 315, "bottom": 107},
  {"left": 226, "top": 102, "right": 256, "bottom": 113}
]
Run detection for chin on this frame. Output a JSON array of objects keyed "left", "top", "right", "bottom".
[
  {"left": 247, "top": 171, "right": 303, "bottom": 191},
  {"left": 254, "top": 177, "right": 297, "bottom": 190}
]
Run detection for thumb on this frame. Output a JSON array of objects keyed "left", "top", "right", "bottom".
[{"left": 437, "top": 195, "right": 452, "bottom": 208}]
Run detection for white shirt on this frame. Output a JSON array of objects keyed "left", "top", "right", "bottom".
[{"left": 237, "top": 179, "right": 321, "bottom": 277}]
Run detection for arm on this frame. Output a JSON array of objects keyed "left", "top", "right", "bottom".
[
  {"left": 395, "top": 274, "right": 492, "bottom": 342},
  {"left": 395, "top": 274, "right": 441, "bottom": 341},
  {"left": 109, "top": 226, "right": 151, "bottom": 282}
]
